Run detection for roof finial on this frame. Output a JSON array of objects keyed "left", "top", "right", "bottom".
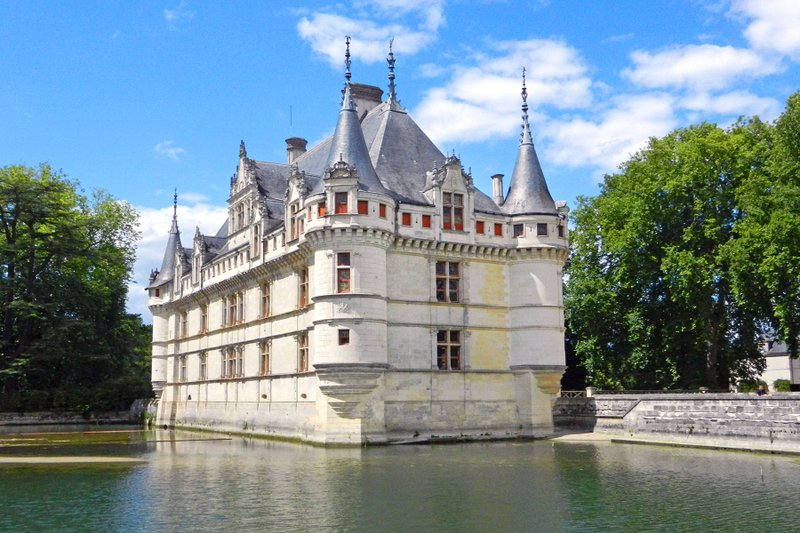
[
  {"left": 520, "top": 67, "right": 532, "bottom": 144},
  {"left": 173, "top": 188, "right": 178, "bottom": 218},
  {"left": 387, "top": 38, "right": 396, "bottom": 101},
  {"left": 344, "top": 36, "right": 352, "bottom": 84}
]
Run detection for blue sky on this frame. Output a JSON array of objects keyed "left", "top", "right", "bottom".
[{"left": 2, "top": 0, "right": 799, "bottom": 320}]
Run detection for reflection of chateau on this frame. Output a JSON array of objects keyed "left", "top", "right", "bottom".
[{"left": 148, "top": 44, "right": 569, "bottom": 445}]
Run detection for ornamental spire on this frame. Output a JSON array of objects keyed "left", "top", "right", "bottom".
[
  {"left": 171, "top": 188, "right": 179, "bottom": 233},
  {"left": 520, "top": 67, "right": 532, "bottom": 145},
  {"left": 344, "top": 35, "right": 352, "bottom": 84},
  {"left": 387, "top": 38, "right": 396, "bottom": 102}
]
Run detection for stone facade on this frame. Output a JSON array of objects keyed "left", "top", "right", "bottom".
[{"left": 148, "top": 53, "right": 569, "bottom": 445}]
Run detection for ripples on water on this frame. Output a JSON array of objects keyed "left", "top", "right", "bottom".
[{"left": 1, "top": 427, "right": 799, "bottom": 532}]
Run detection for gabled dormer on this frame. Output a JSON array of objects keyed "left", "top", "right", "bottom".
[
  {"left": 425, "top": 155, "right": 474, "bottom": 233},
  {"left": 228, "top": 141, "right": 261, "bottom": 244},
  {"left": 286, "top": 165, "right": 309, "bottom": 242}
]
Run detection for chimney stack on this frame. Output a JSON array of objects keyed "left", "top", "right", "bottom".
[
  {"left": 492, "top": 174, "right": 504, "bottom": 204},
  {"left": 286, "top": 137, "right": 308, "bottom": 164}
]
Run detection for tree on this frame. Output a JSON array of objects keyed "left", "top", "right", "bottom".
[
  {"left": 566, "top": 121, "right": 770, "bottom": 390},
  {"left": 725, "top": 93, "right": 800, "bottom": 358},
  {"left": 0, "top": 163, "right": 148, "bottom": 410}
]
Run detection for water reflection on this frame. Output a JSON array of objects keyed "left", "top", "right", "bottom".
[{"left": 1, "top": 429, "right": 799, "bottom": 532}]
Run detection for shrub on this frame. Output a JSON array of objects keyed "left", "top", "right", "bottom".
[{"left": 773, "top": 379, "right": 792, "bottom": 392}]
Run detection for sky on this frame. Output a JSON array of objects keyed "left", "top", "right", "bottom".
[{"left": 2, "top": 0, "right": 799, "bottom": 321}]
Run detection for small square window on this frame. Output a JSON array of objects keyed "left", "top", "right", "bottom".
[
  {"left": 537, "top": 223, "right": 548, "bottom": 236},
  {"left": 494, "top": 223, "right": 503, "bottom": 236},
  {"left": 358, "top": 200, "right": 369, "bottom": 215},
  {"left": 422, "top": 214, "right": 431, "bottom": 228},
  {"left": 401, "top": 212, "right": 412, "bottom": 226},
  {"left": 338, "top": 329, "right": 350, "bottom": 345},
  {"left": 513, "top": 224, "right": 524, "bottom": 237},
  {"left": 476, "top": 221, "right": 484, "bottom": 234}
]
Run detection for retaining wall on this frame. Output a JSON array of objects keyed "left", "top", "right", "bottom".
[{"left": 554, "top": 393, "right": 800, "bottom": 447}]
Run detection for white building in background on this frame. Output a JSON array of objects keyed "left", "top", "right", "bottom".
[
  {"left": 147, "top": 44, "right": 569, "bottom": 445},
  {"left": 761, "top": 342, "right": 800, "bottom": 390}
]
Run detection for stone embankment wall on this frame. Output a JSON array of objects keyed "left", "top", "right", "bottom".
[
  {"left": 554, "top": 393, "right": 800, "bottom": 447},
  {"left": 0, "top": 409, "right": 141, "bottom": 426}
]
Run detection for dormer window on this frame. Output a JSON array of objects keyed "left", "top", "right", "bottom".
[{"left": 442, "top": 193, "right": 463, "bottom": 231}]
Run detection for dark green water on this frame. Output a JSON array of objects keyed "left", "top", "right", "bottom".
[{"left": 1, "top": 427, "right": 799, "bottom": 532}]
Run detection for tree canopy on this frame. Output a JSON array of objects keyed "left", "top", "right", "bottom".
[
  {"left": 566, "top": 92, "right": 800, "bottom": 390},
  {"left": 0, "top": 163, "right": 150, "bottom": 411}
]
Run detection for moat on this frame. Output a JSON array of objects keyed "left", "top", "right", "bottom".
[{"left": 1, "top": 426, "right": 799, "bottom": 532}]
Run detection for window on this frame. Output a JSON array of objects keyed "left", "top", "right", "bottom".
[
  {"left": 298, "top": 267, "right": 309, "bottom": 308},
  {"left": 436, "top": 330, "right": 461, "bottom": 370},
  {"left": 442, "top": 192, "right": 464, "bottom": 230},
  {"left": 259, "top": 341, "right": 271, "bottom": 376},
  {"left": 179, "top": 311, "right": 188, "bottom": 338},
  {"left": 358, "top": 200, "right": 369, "bottom": 215},
  {"left": 537, "top": 223, "right": 548, "bottom": 236},
  {"left": 422, "top": 214, "right": 431, "bottom": 228},
  {"left": 494, "top": 223, "right": 503, "bottom": 236},
  {"left": 475, "top": 221, "right": 485, "bottom": 234},
  {"left": 318, "top": 201, "right": 327, "bottom": 217},
  {"left": 260, "top": 282, "right": 270, "bottom": 317},
  {"left": 338, "top": 329, "right": 350, "bottom": 345},
  {"left": 227, "top": 295, "right": 236, "bottom": 325},
  {"left": 235, "top": 203, "right": 245, "bottom": 231},
  {"left": 379, "top": 203, "right": 387, "bottom": 218},
  {"left": 200, "top": 304, "right": 208, "bottom": 334},
  {"left": 435, "top": 261, "right": 460, "bottom": 303},
  {"left": 237, "top": 291, "right": 244, "bottom": 323},
  {"left": 178, "top": 355, "right": 187, "bottom": 382},
  {"left": 401, "top": 212, "right": 411, "bottom": 226},
  {"left": 558, "top": 225, "right": 564, "bottom": 238},
  {"left": 336, "top": 253, "right": 351, "bottom": 293},
  {"left": 290, "top": 203, "right": 299, "bottom": 240},
  {"left": 252, "top": 223, "right": 261, "bottom": 256},
  {"left": 513, "top": 224, "right": 524, "bottom": 237},
  {"left": 298, "top": 333, "right": 309, "bottom": 372},
  {"left": 222, "top": 347, "right": 243, "bottom": 378},
  {"left": 199, "top": 352, "right": 207, "bottom": 380},
  {"left": 335, "top": 192, "right": 348, "bottom": 214}
]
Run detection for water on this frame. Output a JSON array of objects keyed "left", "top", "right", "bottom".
[{"left": 1, "top": 426, "right": 799, "bottom": 532}]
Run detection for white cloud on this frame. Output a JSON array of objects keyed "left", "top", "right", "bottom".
[
  {"left": 413, "top": 39, "right": 592, "bottom": 145},
  {"left": 128, "top": 199, "right": 228, "bottom": 320},
  {"left": 163, "top": 0, "right": 194, "bottom": 30},
  {"left": 541, "top": 93, "right": 678, "bottom": 173},
  {"left": 732, "top": 0, "right": 800, "bottom": 59},
  {"left": 297, "top": 1, "right": 445, "bottom": 66},
  {"left": 680, "top": 90, "right": 781, "bottom": 120},
  {"left": 622, "top": 44, "right": 780, "bottom": 91},
  {"left": 154, "top": 140, "right": 186, "bottom": 161}
]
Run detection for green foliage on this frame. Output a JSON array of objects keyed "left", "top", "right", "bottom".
[
  {"left": 0, "top": 163, "right": 151, "bottom": 412},
  {"left": 773, "top": 379, "right": 792, "bottom": 392},
  {"left": 566, "top": 92, "right": 800, "bottom": 390}
]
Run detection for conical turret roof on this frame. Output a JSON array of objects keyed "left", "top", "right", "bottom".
[
  {"left": 502, "top": 72, "right": 556, "bottom": 215},
  {"left": 148, "top": 194, "right": 183, "bottom": 288}
]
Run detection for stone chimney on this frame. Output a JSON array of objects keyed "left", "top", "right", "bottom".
[
  {"left": 348, "top": 83, "right": 384, "bottom": 120},
  {"left": 286, "top": 137, "right": 308, "bottom": 164},
  {"left": 492, "top": 174, "right": 504, "bottom": 204}
]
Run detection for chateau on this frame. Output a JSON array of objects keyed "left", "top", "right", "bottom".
[{"left": 148, "top": 44, "right": 569, "bottom": 445}]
